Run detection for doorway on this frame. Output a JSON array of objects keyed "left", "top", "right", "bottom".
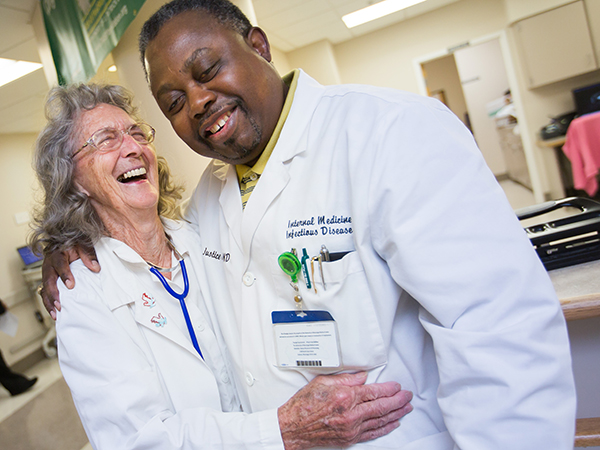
[{"left": 418, "top": 36, "right": 533, "bottom": 194}]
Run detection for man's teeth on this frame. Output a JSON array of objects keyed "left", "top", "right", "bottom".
[
  {"left": 208, "top": 111, "right": 232, "bottom": 135},
  {"left": 119, "top": 167, "right": 147, "bottom": 181}
]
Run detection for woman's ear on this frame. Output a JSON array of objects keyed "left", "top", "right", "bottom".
[
  {"left": 246, "top": 27, "right": 272, "bottom": 62},
  {"left": 74, "top": 180, "right": 90, "bottom": 197}
]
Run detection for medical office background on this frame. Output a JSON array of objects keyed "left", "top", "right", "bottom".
[{"left": 1, "top": 0, "right": 600, "bottom": 441}]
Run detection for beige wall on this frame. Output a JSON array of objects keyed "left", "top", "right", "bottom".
[
  {"left": 334, "top": 0, "right": 508, "bottom": 92},
  {"left": 286, "top": 40, "right": 341, "bottom": 85},
  {"left": 0, "top": 133, "right": 39, "bottom": 302},
  {"left": 286, "top": 0, "right": 600, "bottom": 201},
  {"left": 271, "top": 46, "right": 292, "bottom": 76},
  {"left": 421, "top": 55, "right": 468, "bottom": 125},
  {"left": 0, "top": 133, "right": 49, "bottom": 366}
]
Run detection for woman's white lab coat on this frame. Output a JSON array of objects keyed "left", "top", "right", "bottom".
[
  {"left": 185, "top": 70, "right": 576, "bottom": 449},
  {"left": 56, "top": 221, "right": 283, "bottom": 450}
]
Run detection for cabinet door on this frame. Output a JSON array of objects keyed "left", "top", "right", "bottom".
[{"left": 513, "top": 1, "right": 598, "bottom": 88}]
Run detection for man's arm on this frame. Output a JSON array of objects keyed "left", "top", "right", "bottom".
[
  {"left": 40, "top": 246, "right": 99, "bottom": 318},
  {"left": 368, "top": 99, "right": 576, "bottom": 448}
]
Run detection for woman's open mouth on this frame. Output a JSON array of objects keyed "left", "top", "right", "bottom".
[{"left": 117, "top": 167, "right": 147, "bottom": 183}]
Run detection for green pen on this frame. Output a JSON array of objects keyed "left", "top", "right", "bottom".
[{"left": 301, "top": 248, "right": 312, "bottom": 289}]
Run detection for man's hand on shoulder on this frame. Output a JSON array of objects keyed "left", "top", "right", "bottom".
[
  {"left": 278, "top": 372, "right": 413, "bottom": 450},
  {"left": 40, "top": 245, "right": 100, "bottom": 319}
]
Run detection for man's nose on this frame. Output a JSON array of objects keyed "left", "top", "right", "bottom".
[{"left": 188, "top": 86, "right": 217, "bottom": 120}]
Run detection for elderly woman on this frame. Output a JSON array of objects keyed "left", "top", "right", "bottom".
[{"left": 30, "top": 84, "right": 411, "bottom": 450}]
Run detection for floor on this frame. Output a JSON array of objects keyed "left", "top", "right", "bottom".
[
  {"left": 499, "top": 179, "right": 535, "bottom": 210},
  {"left": 0, "top": 356, "right": 92, "bottom": 450},
  {"left": 0, "top": 178, "right": 536, "bottom": 450}
]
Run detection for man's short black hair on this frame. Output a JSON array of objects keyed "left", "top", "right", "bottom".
[{"left": 139, "top": 0, "right": 253, "bottom": 78}]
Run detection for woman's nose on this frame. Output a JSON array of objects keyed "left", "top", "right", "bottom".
[{"left": 120, "top": 133, "right": 144, "bottom": 156}]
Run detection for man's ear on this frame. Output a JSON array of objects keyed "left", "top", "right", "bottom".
[{"left": 246, "top": 27, "right": 272, "bottom": 62}]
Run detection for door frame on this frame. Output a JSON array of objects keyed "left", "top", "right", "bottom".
[{"left": 413, "top": 30, "right": 546, "bottom": 203}]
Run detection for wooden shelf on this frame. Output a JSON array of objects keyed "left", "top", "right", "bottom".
[
  {"left": 575, "top": 417, "right": 600, "bottom": 447},
  {"left": 561, "top": 295, "right": 600, "bottom": 321},
  {"left": 550, "top": 260, "right": 600, "bottom": 321}
]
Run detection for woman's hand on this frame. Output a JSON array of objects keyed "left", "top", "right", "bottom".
[{"left": 278, "top": 372, "right": 413, "bottom": 450}]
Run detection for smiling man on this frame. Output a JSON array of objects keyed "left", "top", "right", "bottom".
[{"left": 43, "top": 0, "right": 576, "bottom": 449}]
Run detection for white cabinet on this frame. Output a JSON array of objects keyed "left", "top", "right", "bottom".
[{"left": 512, "top": 1, "right": 598, "bottom": 88}]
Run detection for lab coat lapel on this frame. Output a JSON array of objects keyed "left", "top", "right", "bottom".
[
  {"left": 214, "top": 162, "right": 243, "bottom": 252},
  {"left": 239, "top": 70, "right": 324, "bottom": 265},
  {"left": 98, "top": 240, "right": 204, "bottom": 362},
  {"left": 132, "top": 285, "right": 205, "bottom": 361},
  {"left": 240, "top": 160, "right": 290, "bottom": 266}
]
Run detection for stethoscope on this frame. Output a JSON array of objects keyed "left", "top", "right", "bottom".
[{"left": 148, "top": 245, "right": 204, "bottom": 360}]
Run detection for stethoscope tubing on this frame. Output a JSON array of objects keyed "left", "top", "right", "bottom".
[{"left": 149, "top": 260, "right": 204, "bottom": 359}]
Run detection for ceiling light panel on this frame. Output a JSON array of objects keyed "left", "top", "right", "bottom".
[{"left": 342, "top": 0, "right": 427, "bottom": 28}]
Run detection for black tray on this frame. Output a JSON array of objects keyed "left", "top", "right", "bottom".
[{"left": 516, "top": 197, "right": 600, "bottom": 270}]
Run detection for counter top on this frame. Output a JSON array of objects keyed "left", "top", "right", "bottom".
[{"left": 549, "top": 259, "right": 600, "bottom": 321}]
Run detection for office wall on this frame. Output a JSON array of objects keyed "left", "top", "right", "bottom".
[
  {"left": 421, "top": 55, "right": 468, "bottom": 126},
  {"left": 0, "top": 133, "right": 50, "bottom": 366},
  {"left": 0, "top": 133, "right": 39, "bottom": 303},
  {"left": 334, "top": 0, "right": 507, "bottom": 92},
  {"left": 291, "top": 0, "right": 599, "bottom": 200},
  {"left": 271, "top": 46, "right": 292, "bottom": 76},
  {"left": 286, "top": 40, "right": 341, "bottom": 85}
]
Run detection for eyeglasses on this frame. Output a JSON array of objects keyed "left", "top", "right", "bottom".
[{"left": 72, "top": 122, "right": 156, "bottom": 158}]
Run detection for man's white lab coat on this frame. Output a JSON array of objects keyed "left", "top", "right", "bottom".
[{"left": 186, "top": 70, "right": 576, "bottom": 449}]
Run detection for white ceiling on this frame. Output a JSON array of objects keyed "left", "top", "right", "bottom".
[
  {"left": 0, "top": 0, "right": 48, "bottom": 134},
  {"left": 0, "top": 0, "right": 458, "bottom": 135}
]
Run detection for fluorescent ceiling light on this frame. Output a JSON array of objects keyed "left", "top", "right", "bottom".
[
  {"left": 0, "top": 58, "right": 43, "bottom": 88},
  {"left": 342, "top": 0, "right": 427, "bottom": 28},
  {"left": 108, "top": 64, "right": 118, "bottom": 72}
]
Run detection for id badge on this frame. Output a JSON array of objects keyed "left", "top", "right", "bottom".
[{"left": 272, "top": 310, "right": 342, "bottom": 368}]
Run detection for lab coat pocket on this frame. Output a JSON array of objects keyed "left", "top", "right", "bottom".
[{"left": 272, "top": 251, "right": 388, "bottom": 374}]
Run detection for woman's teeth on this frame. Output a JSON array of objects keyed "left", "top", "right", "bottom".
[
  {"left": 208, "top": 111, "right": 232, "bottom": 135},
  {"left": 118, "top": 167, "right": 147, "bottom": 182}
]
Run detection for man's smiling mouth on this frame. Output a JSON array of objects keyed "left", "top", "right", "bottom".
[
  {"left": 117, "top": 167, "right": 147, "bottom": 183},
  {"left": 206, "top": 110, "right": 232, "bottom": 136}
]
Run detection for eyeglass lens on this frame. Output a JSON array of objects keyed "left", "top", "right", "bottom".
[{"left": 91, "top": 123, "right": 154, "bottom": 152}]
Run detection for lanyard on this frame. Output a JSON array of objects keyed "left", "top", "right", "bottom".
[{"left": 149, "top": 260, "right": 204, "bottom": 359}]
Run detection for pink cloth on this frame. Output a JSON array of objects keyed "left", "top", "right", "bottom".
[{"left": 562, "top": 111, "right": 600, "bottom": 196}]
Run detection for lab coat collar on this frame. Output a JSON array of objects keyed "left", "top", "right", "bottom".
[
  {"left": 271, "top": 69, "right": 326, "bottom": 164},
  {"left": 97, "top": 221, "right": 191, "bottom": 310},
  {"left": 237, "top": 70, "right": 326, "bottom": 263},
  {"left": 96, "top": 231, "right": 205, "bottom": 361}
]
